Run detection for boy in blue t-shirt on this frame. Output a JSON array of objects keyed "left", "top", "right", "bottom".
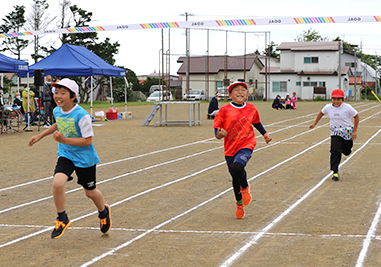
[{"left": 29, "top": 78, "right": 111, "bottom": 239}]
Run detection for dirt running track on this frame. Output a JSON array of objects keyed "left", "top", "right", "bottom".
[{"left": 0, "top": 101, "right": 381, "bottom": 267}]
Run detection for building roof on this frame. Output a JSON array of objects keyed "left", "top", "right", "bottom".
[
  {"left": 277, "top": 41, "right": 340, "bottom": 51},
  {"left": 177, "top": 55, "right": 262, "bottom": 75},
  {"left": 349, "top": 76, "right": 362, "bottom": 84}
]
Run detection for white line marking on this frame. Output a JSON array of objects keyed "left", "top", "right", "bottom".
[{"left": 355, "top": 198, "right": 381, "bottom": 266}]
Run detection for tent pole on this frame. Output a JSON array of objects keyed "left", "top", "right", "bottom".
[
  {"left": 124, "top": 77, "right": 127, "bottom": 112},
  {"left": 90, "top": 76, "right": 93, "bottom": 118},
  {"left": 124, "top": 77, "right": 128, "bottom": 112},
  {"left": 110, "top": 77, "right": 113, "bottom": 109}
]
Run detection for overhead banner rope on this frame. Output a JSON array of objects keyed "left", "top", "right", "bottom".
[{"left": 1, "top": 15, "right": 380, "bottom": 39}]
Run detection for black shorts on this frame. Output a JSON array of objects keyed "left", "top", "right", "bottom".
[{"left": 54, "top": 157, "right": 97, "bottom": 190}]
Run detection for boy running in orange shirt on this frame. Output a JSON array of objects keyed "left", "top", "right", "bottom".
[{"left": 213, "top": 81, "right": 272, "bottom": 219}]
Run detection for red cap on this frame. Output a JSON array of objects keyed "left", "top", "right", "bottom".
[
  {"left": 331, "top": 89, "right": 344, "bottom": 98},
  {"left": 293, "top": 91, "right": 296, "bottom": 94},
  {"left": 228, "top": 81, "right": 248, "bottom": 93}
]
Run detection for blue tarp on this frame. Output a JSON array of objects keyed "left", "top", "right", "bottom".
[
  {"left": 0, "top": 53, "right": 29, "bottom": 73},
  {"left": 19, "top": 43, "right": 125, "bottom": 77}
]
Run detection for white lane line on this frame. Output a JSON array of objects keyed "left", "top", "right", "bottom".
[
  {"left": 1, "top": 223, "right": 378, "bottom": 239},
  {"left": 355, "top": 197, "right": 381, "bottom": 266},
  {"left": 220, "top": 128, "right": 381, "bottom": 267},
  {"left": 0, "top": 138, "right": 215, "bottom": 193},
  {"left": 0, "top": 146, "right": 223, "bottom": 215}
]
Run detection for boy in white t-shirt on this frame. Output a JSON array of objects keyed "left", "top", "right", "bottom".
[{"left": 309, "top": 89, "right": 359, "bottom": 181}]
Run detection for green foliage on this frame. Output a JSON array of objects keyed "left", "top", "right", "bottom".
[
  {"left": 295, "top": 28, "right": 327, "bottom": 42},
  {"left": 313, "top": 96, "right": 326, "bottom": 101},
  {"left": 0, "top": 5, "right": 29, "bottom": 59},
  {"left": 263, "top": 41, "right": 279, "bottom": 58},
  {"left": 140, "top": 77, "right": 161, "bottom": 93}
]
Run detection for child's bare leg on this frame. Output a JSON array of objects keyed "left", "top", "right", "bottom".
[
  {"left": 84, "top": 188, "right": 105, "bottom": 212},
  {"left": 52, "top": 173, "right": 68, "bottom": 213}
]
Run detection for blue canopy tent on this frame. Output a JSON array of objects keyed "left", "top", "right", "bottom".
[
  {"left": 0, "top": 53, "right": 29, "bottom": 73},
  {"left": 0, "top": 53, "right": 29, "bottom": 90},
  {"left": 19, "top": 44, "right": 127, "bottom": 116}
]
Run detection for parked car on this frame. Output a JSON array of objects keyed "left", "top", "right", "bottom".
[
  {"left": 183, "top": 90, "right": 206, "bottom": 101},
  {"left": 146, "top": 91, "right": 173, "bottom": 102},
  {"left": 217, "top": 87, "right": 230, "bottom": 99}
]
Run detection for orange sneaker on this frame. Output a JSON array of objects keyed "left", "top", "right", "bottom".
[
  {"left": 236, "top": 203, "right": 245, "bottom": 219},
  {"left": 240, "top": 184, "right": 252, "bottom": 205},
  {"left": 51, "top": 217, "right": 71, "bottom": 239}
]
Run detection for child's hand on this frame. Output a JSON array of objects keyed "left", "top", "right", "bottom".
[
  {"left": 263, "top": 132, "right": 272, "bottom": 144},
  {"left": 309, "top": 123, "right": 316, "bottom": 129},
  {"left": 53, "top": 130, "right": 65, "bottom": 143},
  {"left": 352, "top": 131, "right": 357, "bottom": 141},
  {"left": 28, "top": 135, "right": 41, "bottom": 147},
  {"left": 216, "top": 128, "right": 227, "bottom": 139}
]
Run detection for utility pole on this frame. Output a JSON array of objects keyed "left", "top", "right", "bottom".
[
  {"left": 338, "top": 41, "right": 342, "bottom": 89},
  {"left": 180, "top": 12, "right": 194, "bottom": 94},
  {"left": 351, "top": 44, "right": 359, "bottom": 101}
]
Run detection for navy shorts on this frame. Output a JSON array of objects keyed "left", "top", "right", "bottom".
[
  {"left": 54, "top": 157, "right": 97, "bottom": 190},
  {"left": 225, "top": 148, "right": 253, "bottom": 168}
]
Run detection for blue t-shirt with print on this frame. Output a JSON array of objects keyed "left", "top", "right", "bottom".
[{"left": 53, "top": 105, "right": 100, "bottom": 168}]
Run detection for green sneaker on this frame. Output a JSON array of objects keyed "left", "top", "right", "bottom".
[{"left": 332, "top": 173, "right": 340, "bottom": 181}]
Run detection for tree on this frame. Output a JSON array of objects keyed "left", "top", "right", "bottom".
[
  {"left": 53, "top": 4, "right": 121, "bottom": 103},
  {"left": 295, "top": 28, "right": 327, "bottom": 42},
  {"left": 26, "top": 0, "right": 56, "bottom": 63},
  {"left": 87, "top": 38, "right": 120, "bottom": 65},
  {"left": 141, "top": 77, "right": 161, "bottom": 94},
  {"left": 263, "top": 41, "right": 279, "bottom": 58},
  {"left": 0, "top": 5, "right": 29, "bottom": 60}
]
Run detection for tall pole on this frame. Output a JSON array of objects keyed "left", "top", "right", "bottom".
[
  {"left": 181, "top": 12, "right": 193, "bottom": 94},
  {"left": 338, "top": 41, "right": 342, "bottom": 89},
  {"left": 354, "top": 48, "right": 357, "bottom": 101}
]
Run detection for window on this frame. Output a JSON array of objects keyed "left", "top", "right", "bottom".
[
  {"left": 273, "top": 81, "right": 287, "bottom": 92},
  {"left": 296, "top": 81, "right": 301, "bottom": 86},
  {"left": 304, "top": 57, "right": 319, "bottom": 64},
  {"left": 345, "top": 62, "right": 357, "bottom": 68},
  {"left": 303, "top": 81, "right": 320, "bottom": 86},
  {"left": 319, "top": 81, "right": 326, "bottom": 87}
]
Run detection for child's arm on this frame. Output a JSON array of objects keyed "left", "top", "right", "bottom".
[
  {"left": 28, "top": 123, "right": 58, "bottom": 147},
  {"left": 309, "top": 111, "right": 324, "bottom": 129},
  {"left": 352, "top": 114, "right": 359, "bottom": 140},
  {"left": 52, "top": 131, "right": 93, "bottom": 146},
  {"left": 253, "top": 122, "right": 272, "bottom": 144}
]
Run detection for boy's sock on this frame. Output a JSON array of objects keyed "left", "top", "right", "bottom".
[
  {"left": 237, "top": 199, "right": 243, "bottom": 205},
  {"left": 57, "top": 211, "right": 67, "bottom": 221},
  {"left": 98, "top": 206, "right": 108, "bottom": 219}
]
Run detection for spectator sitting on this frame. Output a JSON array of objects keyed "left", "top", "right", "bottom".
[
  {"left": 279, "top": 97, "right": 285, "bottom": 109},
  {"left": 208, "top": 92, "right": 221, "bottom": 118},
  {"left": 272, "top": 95, "right": 281, "bottom": 110},
  {"left": 13, "top": 92, "right": 24, "bottom": 114}
]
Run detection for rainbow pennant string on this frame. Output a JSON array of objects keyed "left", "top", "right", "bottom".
[
  {"left": 0, "top": 32, "right": 33, "bottom": 38},
  {"left": 140, "top": 22, "right": 180, "bottom": 29},
  {"left": 293, "top": 17, "right": 335, "bottom": 24},
  {"left": 216, "top": 19, "right": 256, "bottom": 26},
  {"left": 66, "top": 26, "right": 106, "bottom": 33},
  {"left": 374, "top": 16, "right": 381, "bottom": 22}
]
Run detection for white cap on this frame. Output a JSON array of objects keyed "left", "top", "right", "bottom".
[{"left": 52, "top": 78, "right": 79, "bottom": 95}]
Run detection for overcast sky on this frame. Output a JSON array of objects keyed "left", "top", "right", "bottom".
[{"left": 1, "top": 0, "right": 381, "bottom": 76}]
